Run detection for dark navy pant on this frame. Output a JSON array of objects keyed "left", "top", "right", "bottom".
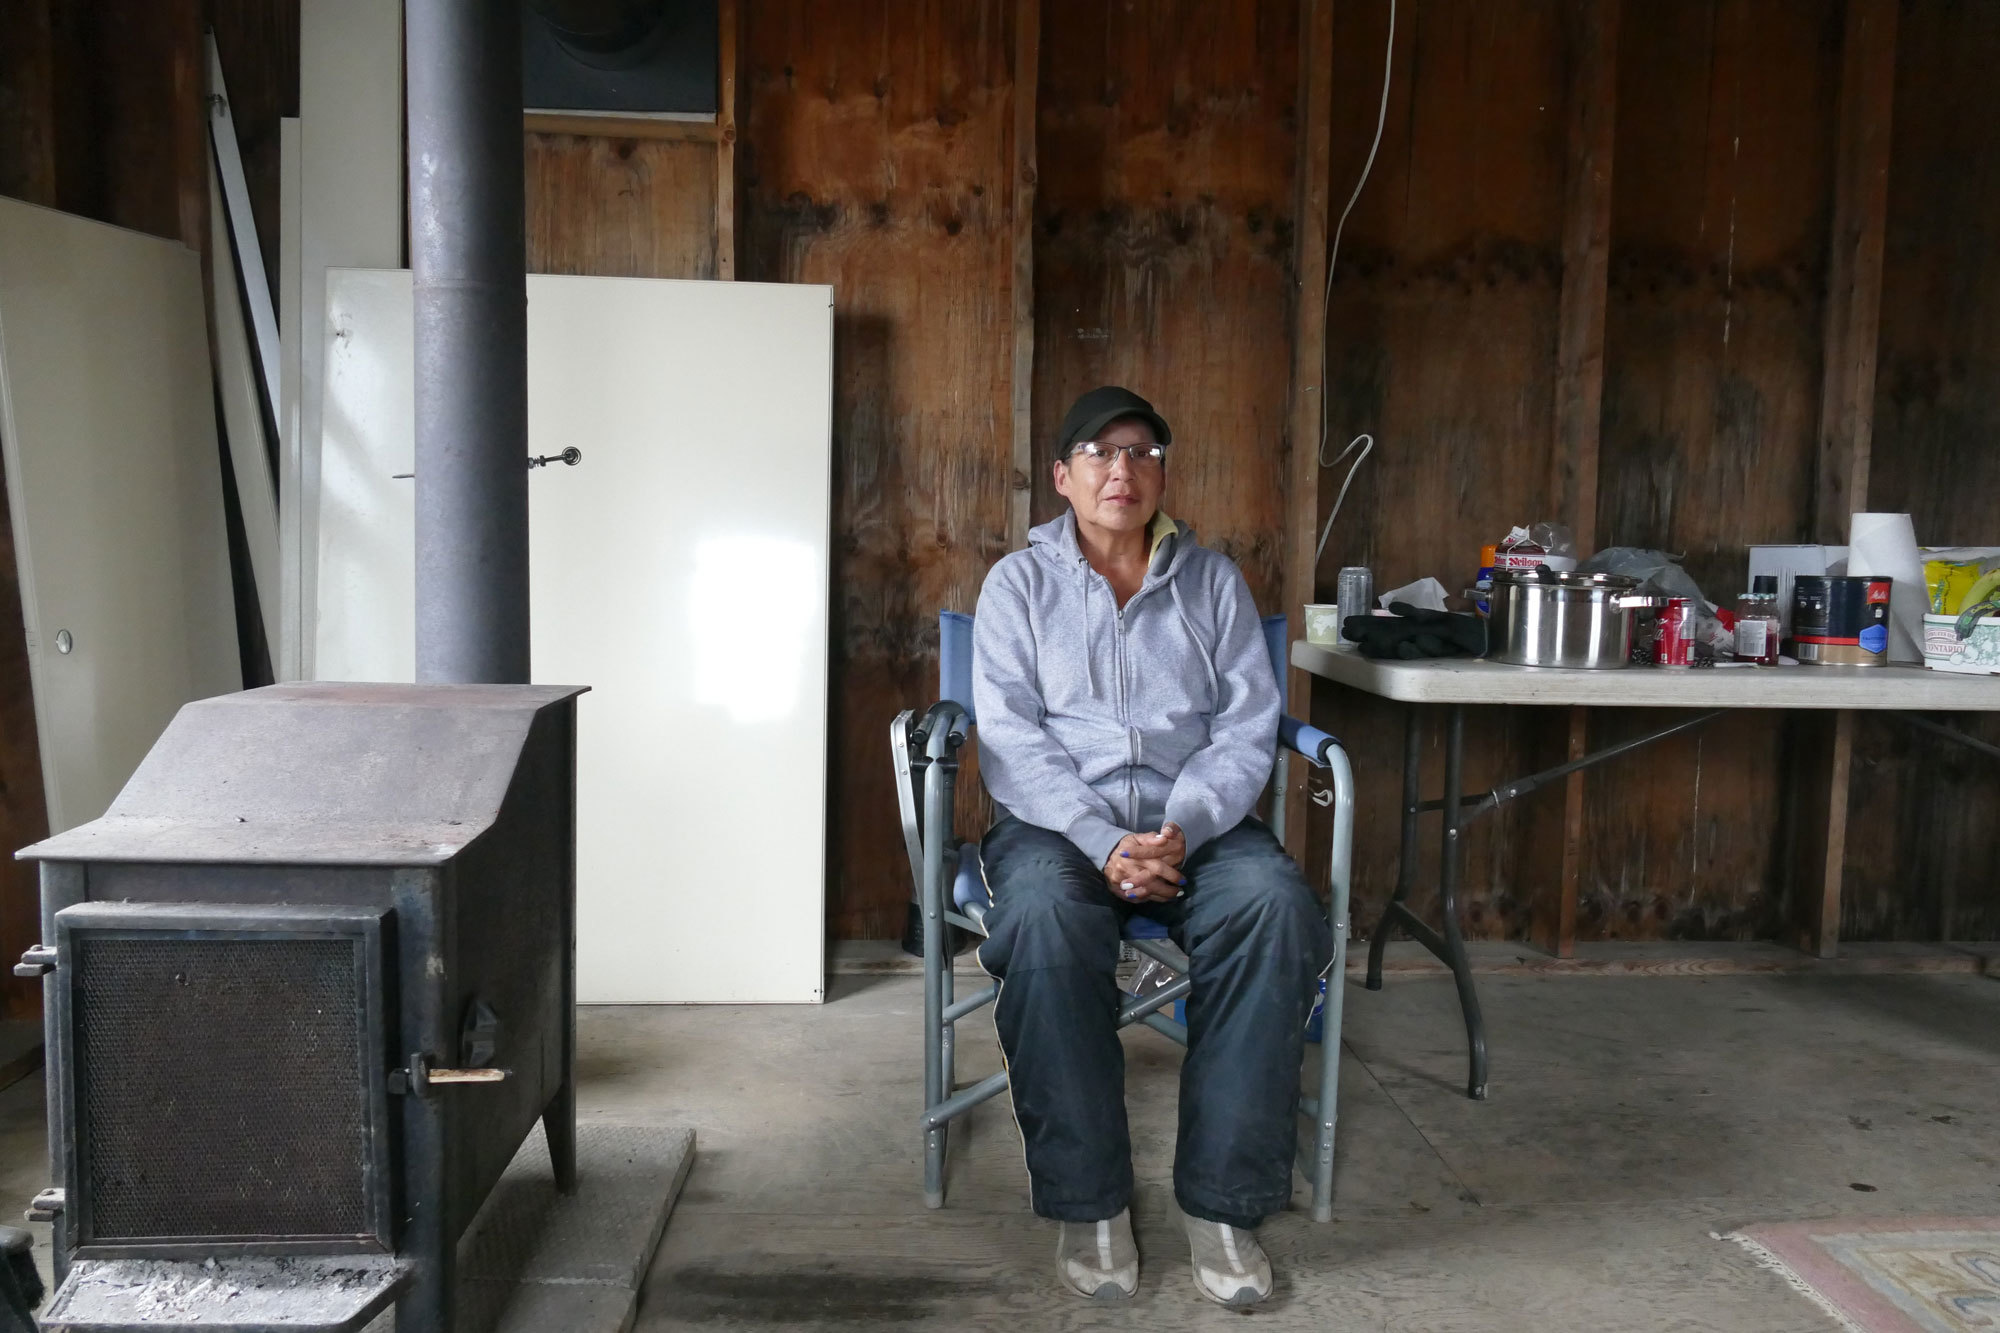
[{"left": 975, "top": 816, "right": 1333, "bottom": 1228}]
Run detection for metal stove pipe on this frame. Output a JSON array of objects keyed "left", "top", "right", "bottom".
[{"left": 407, "top": 0, "right": 531, "bottom": 685}]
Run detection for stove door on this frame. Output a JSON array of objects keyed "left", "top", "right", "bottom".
[{"left": 53, "top": 901, "right": 393, "bottom": 1257}]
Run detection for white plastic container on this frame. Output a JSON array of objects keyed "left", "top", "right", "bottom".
[
  {"left": 1922, "top": 613, "right": 2000, "bottom": 675},
  {"left": 1304, "top": 603, "right": 1342, "bottom": 646}
]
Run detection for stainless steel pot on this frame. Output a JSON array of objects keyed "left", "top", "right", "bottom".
[{"left": 1486, "top": 569, "right": 1662, "bottom": 669}]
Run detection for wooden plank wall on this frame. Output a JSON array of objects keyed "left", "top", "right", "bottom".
[
  {"left": 526, "top": 133, "right": 719, "bottom": 278},
  {"left": 1028, "top": 0, "right": 1299, "bottom": 608},
  {"left": 3, "top": 0, "right": 2000, "bottom": 948},
  {"left": 1315, "top": 0, "right": 1573, "bottom": 939},
  {"left": 1848, "top": 0, "right": 2000, "bottom": 943},
  {"left": 741, "top": 0, "right": 1020, "bottom": 940},
  {"left": 1308, "top": 0, "right": 2000, "bottom": 950},
  {"left": 1584, "top": 0, "right": 1843, "bottom": 941}
]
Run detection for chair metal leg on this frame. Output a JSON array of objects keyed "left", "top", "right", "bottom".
[
  {"left": 1367, "top": 707, "right": 1423, "bottom": 989},
  {"left": 923, "top": 917, "right": 946, "bottom": 1208},
  {"left": 941, "top": 949, "right": 956, "bottom": 1092},
  {"left": 919, "top": 734, "right": 960, "bottom": 1210},
  {"left": 939, "top": 916, "right": 955, "bottom": 1171},
  {"left": 1307, "top": 744, "right": 1355, "bottom": 1222},
  {"left": 1435, "top": 705, "right": 1489, "bottom": 1100},
  {"left": 1270, "top": 749, "right": 1290, "bottom": 845}
]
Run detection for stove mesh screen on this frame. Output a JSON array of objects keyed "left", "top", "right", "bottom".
[{"left": 74, "top": 936, "right": 371, "bottom": 1242}]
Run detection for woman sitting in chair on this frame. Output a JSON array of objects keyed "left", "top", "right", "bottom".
[{"left": 971, "top": 385, "right": 1334, "bottom": 1307}]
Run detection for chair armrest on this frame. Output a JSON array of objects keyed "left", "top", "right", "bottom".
[{"left": 1278, "top": 714, "right": 1340, "bottom": 768}]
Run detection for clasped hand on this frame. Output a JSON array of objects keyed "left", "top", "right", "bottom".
[{"left": 1102, "top": 823, "right": 1186, "bottom": 903}]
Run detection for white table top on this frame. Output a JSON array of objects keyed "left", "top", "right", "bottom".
[{"left": 1292, "top": 640, "right": 2000, "bottom": 710}]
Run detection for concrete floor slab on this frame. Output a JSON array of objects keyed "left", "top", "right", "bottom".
[
  {"left": 3, "top": 964, "right": 1997, "bottom": 1328},
  {"left": 608, "top": 968, "right": 2000, "bottom": 1330}
]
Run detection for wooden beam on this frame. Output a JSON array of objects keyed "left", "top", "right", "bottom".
[
  {"left": 1787, "top": 709, "right": 1855, "bottom": 958},
  {"left": 1007, "top": 0, "right": 1039, "bottom": 549},
  {"left": 1787, "top": 0, "right": 1896, "bottom": 958},
  {"left": 1535, "top": 0, "right": 1619, "bottom": 960},
  {"left": 522, "top": 112, "right": 721, "bottom": 144},
  {"left": 714, "top": 0, "right": 741, "bottom": 278},
  {"left": 1549, "top": 0, "right": 1618, "bottom": 551},
  {"left": 1814, "top": 0, "right": 1897, "bottom": 542},
  {"left": 170, "top": 0, "right": 205, "bottom": 253},
  {"left": 0, "top": 0, "right": 58, "bottom": 205},
  {"left": 1280, "top": 0, "right": 1334, "bottom": 861}
]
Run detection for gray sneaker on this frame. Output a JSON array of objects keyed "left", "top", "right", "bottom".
[
  {"left": 1056, "top": 1209, "right": 1138, "bottom": 1300},
  {"left": 1181, "top": 1209, "right": 1272, "bottom": 1307}
]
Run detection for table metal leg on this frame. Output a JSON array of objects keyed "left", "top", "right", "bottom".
[
  {"left": 1434, "top": 705, "right": 1488, "bottom": 1100},
  {"left": 1354, "top": 697, "right": 1733, "bottom": 1103},
  {"left": 1366, "top": 707, "right": 1424, "bottom": 990}
]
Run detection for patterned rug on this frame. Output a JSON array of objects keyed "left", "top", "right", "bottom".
[{"left": 1723, "top": 1218, "right": 2000, "bottom": 1332}]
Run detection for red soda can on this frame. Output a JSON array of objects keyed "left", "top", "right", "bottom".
[{"left": 1655, "top": 597, "right": 1696, "bottom": 667}]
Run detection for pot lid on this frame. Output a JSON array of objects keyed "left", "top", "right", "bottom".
[
  {"left": 1554, "top": 570, "right": 1640, "bottom": 591},
  {"left": 1493, "top": 566, "right": 1641, "bottom": 592}
]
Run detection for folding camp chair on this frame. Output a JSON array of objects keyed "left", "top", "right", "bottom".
[{"left": 891, "top": 611, "right": 1356, "bottom": 1222}]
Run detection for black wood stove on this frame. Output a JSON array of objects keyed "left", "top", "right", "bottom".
[{"left": 18, "top": 682, "right": 586, "bottom": 1332}]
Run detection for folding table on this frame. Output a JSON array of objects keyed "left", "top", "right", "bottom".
[{"left": 1292, "top": 642, "right": 2000, "bottom": 1100}]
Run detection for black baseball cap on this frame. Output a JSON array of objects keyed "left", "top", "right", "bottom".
[{"left": 1055, "top": 386, "right": 1173, "bottom": 462}]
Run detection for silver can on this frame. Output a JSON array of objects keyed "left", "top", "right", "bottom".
[{"left": 1336, "top": 566, "right": 1373, "bottom": 645}]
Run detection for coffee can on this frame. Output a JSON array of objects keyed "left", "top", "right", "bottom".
[
  {"left": 1793, "top": 575, "right": 1891, "bottom": 666},
  {"left": 1655, "top": 597, "right": 1696, "bottom": 668}
]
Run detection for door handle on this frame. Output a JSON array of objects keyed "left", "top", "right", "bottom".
[{"left": 393, "top": 448, "right": 579, "bottom": 481}]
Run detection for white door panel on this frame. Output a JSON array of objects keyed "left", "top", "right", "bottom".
[
  {"left": 0, "top": 198, "right": 242, "bottom": 832},
  {"left": 319, "top": 270, "right": 832, "bottom": 1004}
]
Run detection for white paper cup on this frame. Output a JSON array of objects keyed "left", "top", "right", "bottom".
[{"left": 1304, "top": 603, "right": 1342, "bottom": 645}]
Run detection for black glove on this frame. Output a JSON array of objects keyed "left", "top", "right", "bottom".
[{"left": 1342, "top": 603, "right": 1486, "bottom": 660}]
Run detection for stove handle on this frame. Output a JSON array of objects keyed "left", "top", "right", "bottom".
[
  {"left": 389, "top": 1052, "right": 512, "bottom": 1096},
  {"left": 12, "top": 946, "right": 55, "bottom": 978},
  {"left": 427, "top": 1067, "right": 510, "bottom": 1086}
]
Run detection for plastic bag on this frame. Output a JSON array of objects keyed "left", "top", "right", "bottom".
[{"left": 1578, "top": 547, "right": 1734, "bottom": 656}]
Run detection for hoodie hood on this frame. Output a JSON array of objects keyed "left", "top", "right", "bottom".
[
  {"left": 1027, "top": 511, "right": 1207, "bottom": 698},
  {"left": 1028, "top": 509, "right": 1196, "bottom": 583}
]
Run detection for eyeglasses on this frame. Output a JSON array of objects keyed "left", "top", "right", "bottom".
[{"left": 1067, "top": 441, "right": 1167, "bottom": 468}]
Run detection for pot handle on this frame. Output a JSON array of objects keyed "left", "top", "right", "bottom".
[{"left": 1614, "top": 594, "right": 1668, "bottom": 610}]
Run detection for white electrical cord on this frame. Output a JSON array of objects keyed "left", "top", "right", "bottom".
[
  {"left": 1313, "top": 0, "right": 1396, "bottom": 566},
  {"left": 1314, "top": 432, "right": 1374, "bottom": 564}
]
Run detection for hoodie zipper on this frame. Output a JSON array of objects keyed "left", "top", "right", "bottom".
[{"left": 1116, "top": 603, "right": 1138, "bottom": 830}]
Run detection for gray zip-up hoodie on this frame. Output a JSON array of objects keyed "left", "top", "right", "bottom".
[{"left": 972, "top": 510, "right": 1279, "bottom": 872}]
